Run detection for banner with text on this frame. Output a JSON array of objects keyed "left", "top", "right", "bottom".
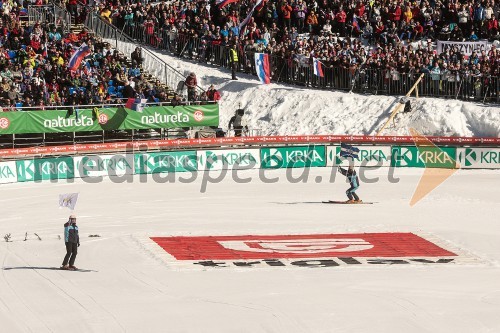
[
  {"left": 134, "top": 151, "right": 198, "bottom": 174},
  {"left": 197, "top": 149, "right": 261, "bottom": 170},
  {"left": 261, "top": 146, "right": 326, "bottom": 169},
  {"left": 456, "top": 147, "right": 500, "bottom": 169},
  {"left": 16, "top": 156, "right": 74, "bottom": 182},
  {"left": 74, "top": 154, "right": 135, "bottom": 178},
  {"left": 326, "top": 145, "right": 392, "bottom": 167},
  {"left": 0, "top": 161, "right": 17, "bottom": 184},
  {"left": 437, "top": 40, "right": 491, "bottom": 56},
  {"left": 391, "top": 146, "right": 457, "bottom": 168},
  {"left": 0, "top": 104, "right": 219, "bottom": 135}
]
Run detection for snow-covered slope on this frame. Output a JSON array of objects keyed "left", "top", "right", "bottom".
[{"left": 154, "top": 49, "right": 500, "bottom": 137}]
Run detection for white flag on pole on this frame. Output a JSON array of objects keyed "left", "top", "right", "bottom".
[{"left": 59, "top": 193, "right": 79, "bottom": 210}]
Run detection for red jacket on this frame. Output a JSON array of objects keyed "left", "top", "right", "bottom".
[
  {"left": 207, "top": 89, "right": 221, "bottom": 101},
  {"left": 391, "top": 6, "right": 402, "bottom": 21},
  {"left": 487, "top": 19, "right": 498, "bottom": 30},
  {"left": 281, "top": 5, "right": 293, "bottom": 19},
  {"left": 335, "top": 11, "right": 346, "bottom": 23}
]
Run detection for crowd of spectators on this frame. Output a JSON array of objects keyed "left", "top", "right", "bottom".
[
  {"left": 0, "top": 2, "right": 190, "bottom": 111},
  {"left": 96, "top": 0, "right": 499, "bottom": 97}
]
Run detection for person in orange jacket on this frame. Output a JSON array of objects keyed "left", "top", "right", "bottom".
[{"left": 281, "top": 1, "right": 293, "bottom": 29}]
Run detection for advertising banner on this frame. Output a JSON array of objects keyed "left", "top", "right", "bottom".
[
  {"left": 391, "top": 146, "right": 457, "bottom": 168},
  {"left": 134, "top": 151, "right": 198, "bottom": 174},
  {"left": 74, "top": 154, "right": 134, "bottom": 178},
  {"left": 0, "top": 104, "right": 219, "bottom": 135},
  {"left": 197, "top": 149, "right": 261, "bottom": 170},
  {"left": 437, "top": 40, "right": 491, "bottom": 56},
  {"left": 326, "top": 145, "right": 391, "bottom": 167},
  {"left": 457, "top": 147, "right": 500, "bottom": 169},
  {"left": 260, "top": 145, "right": 326, "bottom": 169},
  {"left": 16, "top": 156, "right": 74, "bottom": 182},
  {"left": 0, "top": 161, "right": 17, "bottom": 184}
]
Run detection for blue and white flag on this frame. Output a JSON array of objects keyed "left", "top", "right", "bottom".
[
  {"left": 340, "top": 143, "right": 360, "bottom": 159},
  {"left": 59, "top": 193, "right": 79, "bottom": 210}
]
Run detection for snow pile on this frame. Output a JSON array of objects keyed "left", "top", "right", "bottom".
[{"left": 154, "top": 49, "right": 500, "bottom": 137}]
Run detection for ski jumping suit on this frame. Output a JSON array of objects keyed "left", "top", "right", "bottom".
[
  {"left": 62, "top": 221, "right": 80, "bottom": 267},
  {"left": 338, "top": 167, "right": 360, "bottom": 201}
]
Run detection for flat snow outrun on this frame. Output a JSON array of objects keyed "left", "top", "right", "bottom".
[{"left": 1, "top": 167, "right": 499, "bottom": 333}]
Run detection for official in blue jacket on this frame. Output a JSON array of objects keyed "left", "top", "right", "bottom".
[
  {"left": 338, "top": 165, "right": 362, "bottom": 203},
  {"left": 61, "top": 215, "right": 80, "bottom": 270}
]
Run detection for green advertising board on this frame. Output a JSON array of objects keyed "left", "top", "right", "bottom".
[
  {"left": 0, "top": 104, "right": 219, "bottom": 135},
  {"left": 74, "top": 155, "right": 134, "bottom": 177},
  {"left": 0, "top": 161, "right": 17, "bottom": 184},
  {"left": 391, "top": 146, "right": 457, "bottom": 168},
  {"left": 16, "top": 156, "right": 74, "bottom": 181},
  {"left": 261, "top": 146, "right": 326, "bottom": 169},
  {"left": 327, "top": 146, "right": 392, "bottom": 167},
  {"left": 457, "top": 147, "right": 500, "bottom": 168},
  {"left": 134, "top": 151, "right": 198, "bottom": 174}
]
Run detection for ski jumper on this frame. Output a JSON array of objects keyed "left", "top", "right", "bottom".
[{"left": 338, "top": 167, "right": 360, "bottom": 201}]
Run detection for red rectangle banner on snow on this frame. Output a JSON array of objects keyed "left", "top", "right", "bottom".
[{"left": 150, "top": 233, "right": 457, "bottom": 260}]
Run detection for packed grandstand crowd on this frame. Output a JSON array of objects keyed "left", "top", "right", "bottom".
[
  {"left": 0, "top": 1, "right": 204, "bottom": 111},
  {"left": 95, "top": 0, "right": 499, "bottom": 83},
  {"left": 0, "top": 0, "right": 498, "bottom": 110}
]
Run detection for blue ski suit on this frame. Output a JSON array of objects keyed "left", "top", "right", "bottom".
[{"left": 338, "top": 166, "right": 360, "bottom": 201}]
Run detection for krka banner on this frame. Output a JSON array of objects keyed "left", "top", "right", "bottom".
[{"left": 0, "top": 104, "right": 219, "bottom": 135}]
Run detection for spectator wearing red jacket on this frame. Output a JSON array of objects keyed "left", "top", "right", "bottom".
[
  {"left": 206, "top": 85, "right": 221, "bottom": 102},
  {"left": 335, "top": 8, "right": 347, "bottom": 36},
  {"left": 487, "top": 15, "right": 498, "bottom": 38},
  {"left": 281, "top": 2, "right": 293, "bottom": 30}
]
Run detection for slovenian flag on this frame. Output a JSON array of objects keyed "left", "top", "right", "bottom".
[
  {"left": 313, "top": 57, "right": 324, "bottom": 77},
  {"left": 216, "top": 0, "right": 240, "bottom": 8},
  {"left": 340, "top": 143, "right": 360, "bottom": 159},
  {"left": 68, "top": 43, "right": 91, "bottom": 71},
  {"left": 125, "top": 98, "right": 148, "bottom": 112},
  {"left": 254, "top": 53, "right": 271, "bottom": 84},
  {"left": 352, "top": 15, "right": 360, "bottom": 30}
]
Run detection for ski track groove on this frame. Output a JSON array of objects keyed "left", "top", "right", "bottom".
[
  {"left": 3, "top": 243, "right": 126, "bottom": 332},
  {"left": 2, "top": 249, "right": 52, "bottom": 333}
]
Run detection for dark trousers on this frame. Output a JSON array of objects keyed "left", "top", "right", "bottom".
[
  {"left": 234, "top": 126, "right": 243, "bottom": 137},
  {"left": 346, "top": 184, "right": 360, "bottom": 201},
  {"left": 62, "top": 242, "right": 78, "bottom": 266},
  {"left": 231, "top": 62, "right": 237, "bottom": 79}
]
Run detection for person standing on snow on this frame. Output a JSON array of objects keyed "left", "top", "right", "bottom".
[
  {"left": 338, "top": 165, "right": 362, "bottom": 203},
  {"left": 228, "top": 109, "right": 247, "bottom": 137},
  {"left": 61, "top": 215, "right": 80, "bottom": 270}
]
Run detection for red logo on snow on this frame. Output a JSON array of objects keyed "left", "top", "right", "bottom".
[
  {"left": 98, "top": 113, "right": 109, "bottom": 125},
  {"left": 151, "top": 233, "right": 456, "bottom": 260},
  {"left": 193, "top": 110, "right": 204, "bottom": 122},
  {"left": 0, "top": 117, "right": 10, "bottom": 129}
]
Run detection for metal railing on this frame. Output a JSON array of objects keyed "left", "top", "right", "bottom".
[
  {"left": 28, "top": 5, "right": 70, "bottom": 33},
  {"left": 115, "top": 24, "right": 499, "bottom": 104},
  {"left": 1, "top": 100, "right": 217, "bottom": 112},
  {"left": 84, "top": 12, "right": 205, "bottom": 97}
]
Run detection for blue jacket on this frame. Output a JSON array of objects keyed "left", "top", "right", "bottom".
[
  {"left": 64, "top": 222, "right": 79, "bottom": 244},
  {"left": 339, "top": 167, "right": 359, "bottom": 188}
]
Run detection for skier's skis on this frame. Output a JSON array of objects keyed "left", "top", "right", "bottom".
[{"left": 322, "top": 200, "right": 375, "bottom": 205}]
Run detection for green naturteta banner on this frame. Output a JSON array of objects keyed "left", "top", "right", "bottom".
[{"left": 0, "top": 104, "right": 219, "bottom": 134}]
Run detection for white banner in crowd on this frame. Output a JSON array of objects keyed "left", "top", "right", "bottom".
[{"left": 437, "top": 40, "right": 491, "bottom": 56}]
